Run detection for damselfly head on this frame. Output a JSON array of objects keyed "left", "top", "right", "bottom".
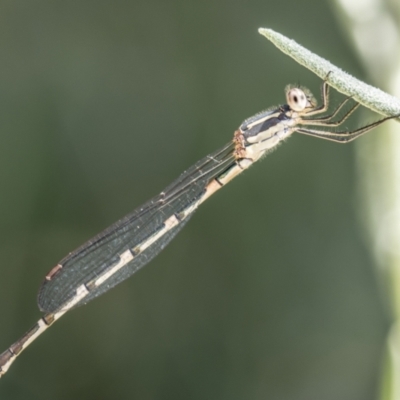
[{"left": 285, "top": 85, "right": 316, "bottom": 112}]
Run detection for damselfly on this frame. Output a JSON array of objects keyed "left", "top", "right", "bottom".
[{"left": 0, "top": 75, "right": 398, "bottom": 377}]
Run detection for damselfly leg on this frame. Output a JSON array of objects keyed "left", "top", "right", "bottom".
[{"left": 293, "top": 77, "right": 399, "bottom": 143}]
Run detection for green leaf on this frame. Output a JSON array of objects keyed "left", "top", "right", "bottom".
[{"left": 259, "top": 28, "right": 400, "bottom": 119}]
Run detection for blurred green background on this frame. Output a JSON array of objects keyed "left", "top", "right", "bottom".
[{"left": 0, "top": 1, "right": 392, "bottom": 399}]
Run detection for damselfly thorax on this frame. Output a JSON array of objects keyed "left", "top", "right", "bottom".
[{"left": 234, "top": 78, "right": 396, "bottom": 162}]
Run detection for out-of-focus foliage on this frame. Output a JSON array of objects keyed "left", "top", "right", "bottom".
[{"left": 332, "top": 1, "right": 400, "bottom": 399}]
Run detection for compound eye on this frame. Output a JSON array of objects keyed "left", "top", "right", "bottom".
[{"left": 287, "top": 88, "right": 309, "bottom": 112}]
